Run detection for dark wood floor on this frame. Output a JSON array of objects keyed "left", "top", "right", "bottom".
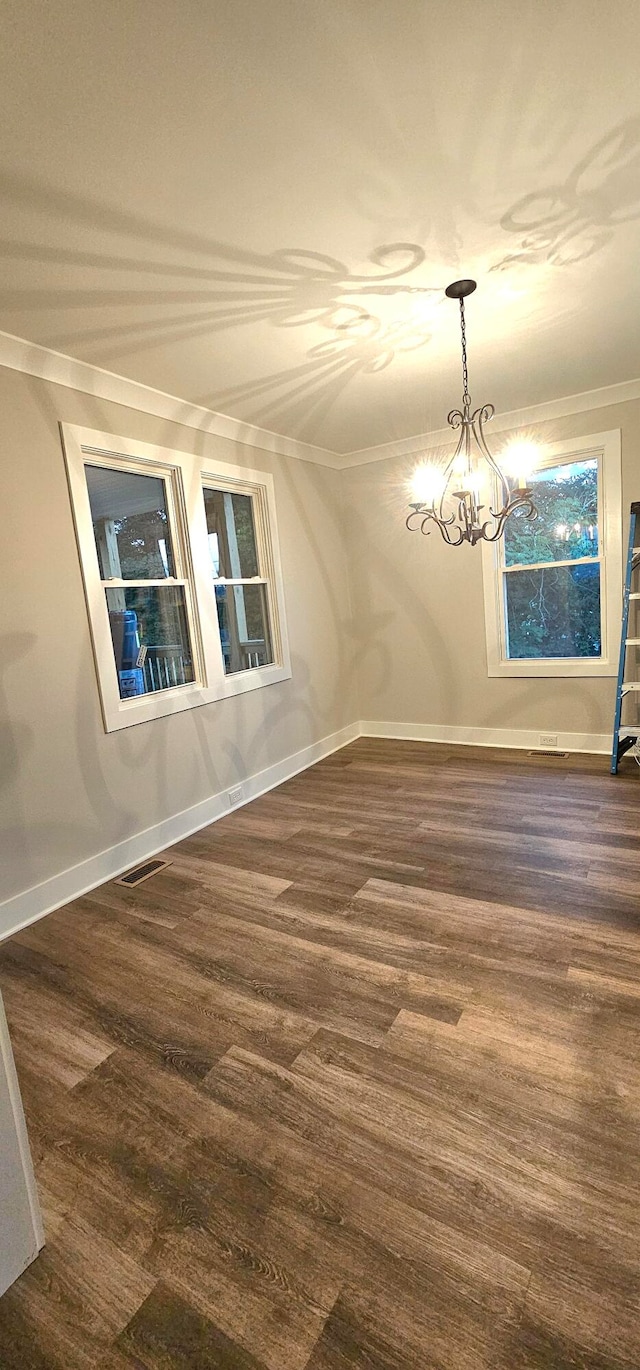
[{"left": 1, "top": 738, "right": 639, "bottom": 1369}]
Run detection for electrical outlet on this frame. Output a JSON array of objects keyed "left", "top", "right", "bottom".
[
  {"left": 539, "top": 734, "right": 558, "bottom": 749},
  {"left": 228, "top": 784, "right": 244, "bottom": 807}
]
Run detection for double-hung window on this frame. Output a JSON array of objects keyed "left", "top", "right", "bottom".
[
  {"left": 482, "top": 430, "right": 622, "bottom": 677},
  {"left": 203, "top": 483, "right": 275, "bottom": 675},
  {"left": 62, "top": 426, "right": 291, "bottom": 730},
  {"left": 85, "top": 462, "right": 198, "bottom": 700}
]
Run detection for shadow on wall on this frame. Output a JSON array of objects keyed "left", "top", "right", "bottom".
[
  {"left": 344, "top": 467, "right": 461, "bottom": 722},
  {"left": 27, "top": 339, "right": 359, "bottom": 805},
  {"left": 276, "top": 459, "right": 358, "bottom": 725},
  {"left": 0, "top": 634, "right": 35, "bottom": 792},
  {"left": 185, "top": 447, "right": 360, "bottom": 790},
  {"left": 201, "top": 654, "right": 324, "bottom": 791},
  {"left": 480, "top": 675, "right": 612, "bottom": 739},
  {"left": 0, "top": 629, "right": 86, "bottom": 901},
  {"left": 0, "top": 376, "right": 178, "bottom": 899},
  {"left": 1, "top": 371, "right": 358, "bottom": 900},
  {"left": 0, "top": 635, "right": 36, "bottom": 894}
]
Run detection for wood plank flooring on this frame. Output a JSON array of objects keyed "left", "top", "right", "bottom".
[{"left": 0, "top": 738, "right": 639, "bottom": 1368}]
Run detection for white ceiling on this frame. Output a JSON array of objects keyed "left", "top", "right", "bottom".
[{"left": 1, "top": 0, "right": 639, "bottom": 455}]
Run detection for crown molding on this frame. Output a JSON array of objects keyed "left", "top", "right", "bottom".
[
  {"left": 0, "top": 329, "right": 342, "bottom": 469},
  {"left": 1, "top": 326, "right": 639, "bottom": 472},
  {"left": 344, "top": 377, "right": 640, "bottom": 467}
]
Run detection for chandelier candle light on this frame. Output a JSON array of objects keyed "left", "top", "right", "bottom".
[{"left": 406, "top": 280, "right": 539, "bottom": 546}]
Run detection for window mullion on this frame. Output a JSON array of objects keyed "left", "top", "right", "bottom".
[
  {"left": 213, "top": 577, "right": 268, "bottom": 587},
  {"left": 502, "top": 554, "right": 601, "bottom": 576},
  {"left": 99, "top": 577, "right": 187, "bottom": 588}
]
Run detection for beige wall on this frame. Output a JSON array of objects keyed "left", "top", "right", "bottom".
[
  {"left": 0, "top": 368, "right": 356, "bottom": 904},
  {"left": 2, "top": 364, "right": 639, "bottom": 910},
  {"left": 343, "top": 399, "right": 640, "bottom": 736}
]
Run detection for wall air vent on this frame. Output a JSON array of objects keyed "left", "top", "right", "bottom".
[{"left": 115, "top": 858, "right": 172, "bottom": 887}]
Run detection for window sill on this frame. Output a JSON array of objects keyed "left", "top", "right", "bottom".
[
  {"left": 486, "top": 657, "right": 617, "bottom": 679},
  {"left": 102, "top": 682, "right": 211, "bottom": 732},
  {"left": 214, "top": 662, "right": 292, "bottom": 699},
  {"left": 101, "top": 663, "right": 292, "bottom": 730}
]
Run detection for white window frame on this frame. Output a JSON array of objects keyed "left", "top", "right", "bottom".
[
  {"left": 187, "top": 458, "right": 291, "bottom": 702},
  {"left": 61, "top": 425, "right": 291, "bottom": 730},
  {"left": 481, "top": 429, "right": 622, "bottom": 678},
  {"left": 196, "top": 471, "right": 285, "bottom": 697}
]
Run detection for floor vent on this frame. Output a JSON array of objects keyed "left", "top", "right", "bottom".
[
  {"left": 115, "top": 858, "right": 172, "bottom": 887},
  {"left": 527, "top": 750, "right": 570, "bottom": 758}
]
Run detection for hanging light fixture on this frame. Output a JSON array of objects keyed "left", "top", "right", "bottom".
[{"left": 406, "top": 280, "right": 538, "bottom": 546}]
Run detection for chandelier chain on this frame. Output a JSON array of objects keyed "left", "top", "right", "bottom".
[
  {"left": 459, "top": 297, "right": 471, "bottom": 406},
  {"left": 405, "top": 278, "right": 538, "bottom": 547}
]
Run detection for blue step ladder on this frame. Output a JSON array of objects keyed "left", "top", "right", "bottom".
[{"left": 611, "top": 501, "right": 640, "bottom": 774}]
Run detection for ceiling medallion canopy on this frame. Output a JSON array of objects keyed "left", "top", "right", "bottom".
[{"left": 406, "top": 279, "right": 539, "bottom": 547}]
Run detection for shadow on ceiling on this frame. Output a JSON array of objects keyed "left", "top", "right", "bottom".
[
  {"left": 0, "top": 172, "right": 441, "bottom": 357},
  {"left": 0, "top": 174, "right": 444, "bottom": 438},
  {"left": 491, "top": 117, "right": 640, "bottom": 273},
  {"left": 0, "top": 116, "right": 639, "bottom": 440}
]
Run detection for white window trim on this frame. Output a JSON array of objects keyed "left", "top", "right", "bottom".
[
  {"left": 61, "top": 424, "right": 291, "bottom": 730},
  {"left": 481, "top": 429, "right": 622, "bottom": 678},
  {"left": 188, "top": 459, "right": 291, "bottom": 701}
]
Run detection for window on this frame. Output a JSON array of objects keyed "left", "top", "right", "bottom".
[
  {"left": 62, "top": 426, "right": 291, "bottom": 729},
  {"left": 85, "top": 464, "right": 196, "bottom": 700},
  {"left": 482, "top": 430, "right": 622, "bottom": 677},
  {"left": 202, "top": 485, "right": 274, "bottom": 675}
]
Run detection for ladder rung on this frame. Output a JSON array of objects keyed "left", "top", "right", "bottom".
[{"left": 612, "top": 509, "right": 640, "bottom": 772}]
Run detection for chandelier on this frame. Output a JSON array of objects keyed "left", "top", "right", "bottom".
[{"left": 406, "top": 280, "right": 538, "bottom": 546}]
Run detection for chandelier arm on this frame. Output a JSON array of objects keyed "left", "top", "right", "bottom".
[
  {"left": 405, "top": 507, "right": 465, "bottom": 543},
  {"left": 490, "top": 490, "right": 538, "bottom": 522},
  {"left": 406, "top": 505, "right": 458, "bottom": 531},
  {"left": 472, "top": 402, "right": 496, "bottom": 426},
  {"left": 406, "top": 508, "right": 436, "bottom": 531},
  {"left": 479, "top": 512, "right": 509, "bottom": 544},
  {"left": 438, "top": 424, "right": 468, "bottom": 522},
  {"left": 480, "top": 494, "right": 538, "bottom": 543},
  {"left": 436, "top": 517, "right": 465, "bottom": 547},
  {"left": 471, "top": 404, "right": 511, "bottom": 510}
]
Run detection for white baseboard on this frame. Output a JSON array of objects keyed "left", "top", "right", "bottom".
[
  {"left": 0, "top": 722, "right": 359, "bottom": 943},
  {"left": 359, "top": 720, "right": 611, "bottom": 755},
  {"left": 0, "top": 715, "right": 612, "bottom": 943}
]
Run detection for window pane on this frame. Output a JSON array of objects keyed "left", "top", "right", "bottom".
[
  {"left": 105, "top": 586, "right": 195, "bottom": 698},
  {"left": 86, "top": 465, "right": 175, "bottom": 580},
  {"left": 505, "top": 563, "right": 601, "bottom": 659},
  {"left": 203, "top": 487, "right": 259, "bottom": 579},
  {"left": 503, "top": 458, "right": 599, "bottom": 568},
  {"left": 215, "top": 583, "right": 273, "bottom": 673}
]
